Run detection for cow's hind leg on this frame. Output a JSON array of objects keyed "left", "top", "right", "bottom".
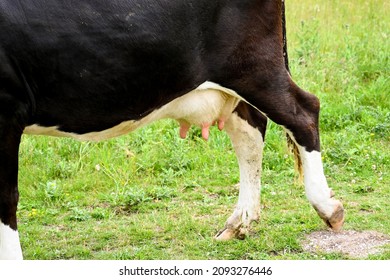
[
  {"left": 215, "top": 102, "right": 267, "bottom": 240},
  {"left": 293, "top": 140, "right": 344, "bottom": 230},
  {"left": 282, "top": 82, "right": 344, "bottom": 231},
  {"left": 0, "top": 110, "right": 24, "bottom": 259},
  {"left": 236, "top": 76, "right": 344, "bottom": 231}
]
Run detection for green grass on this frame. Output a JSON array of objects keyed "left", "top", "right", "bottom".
[{"left": 17, "top": 0, "right": 389, "bottom": 260}]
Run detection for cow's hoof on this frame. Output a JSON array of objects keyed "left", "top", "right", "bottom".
[
  {"left": 215, "top": 226, "right": 246, "bottom": 241},
  {"left": 318, "top": 201, "right": 345, "bottom": 232},
  {"left": 327, "top": 202, "right": 345, "bottom": 231}
]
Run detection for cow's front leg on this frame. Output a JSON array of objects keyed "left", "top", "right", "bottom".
[
  {"left": 0, "top": 117, "right": 23, "bottom": 259},
  {"left": 215, "top": 103, "right": 266, "bottom": 240}
]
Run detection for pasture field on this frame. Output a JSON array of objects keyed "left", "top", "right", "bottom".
[{"left": 17, "top": 0, "right": 389, "bottom": 259}]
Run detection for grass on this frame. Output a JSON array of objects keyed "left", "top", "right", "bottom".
[{"left": 17, "top": 0, "right": 389, "bottom": 260}]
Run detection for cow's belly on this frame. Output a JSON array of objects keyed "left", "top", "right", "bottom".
[{"left": 23, "top": 82, "right": 242, "bottom": 141}]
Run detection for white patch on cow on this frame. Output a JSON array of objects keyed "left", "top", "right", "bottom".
[
  {"left": 0, "top": 222, "right": 23, "bottom": 260},
  {"left": 196, "top": 81, "right": 245, "bottom": 100},
  {"left": 298, "top": 149, "right": 335, "bottom": 217},
  {"left": 216, "top": 112, "right": 263, "bottom": 240},
  {"left": 283, "top": 129, "right": 335, "bottom": 215},
  {"left": 24, "top": 81, "right": 243, "bottom": 141}
]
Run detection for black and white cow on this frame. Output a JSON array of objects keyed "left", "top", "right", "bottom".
[{"left": 0, "top": 0, "right": 344, "bottom": 259}]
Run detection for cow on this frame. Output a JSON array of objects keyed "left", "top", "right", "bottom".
[{"left": 0, "top": 0, "right": 344, "bottom": 259}]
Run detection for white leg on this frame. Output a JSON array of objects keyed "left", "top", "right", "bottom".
[
  {"left": 299, "top": 148, "right": 344, "bottom": 230},
  {"left": 0, "top": 222, "right": 23, "bottom": 260},
  {"left": 215, "top": 113, "right": 263, "bottom": 240}
]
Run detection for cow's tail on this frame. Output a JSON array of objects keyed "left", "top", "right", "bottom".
[
  {"left": 282, "top": 0, "right": 303, "bottom": 183},
  {"left": 287, "top": 132, "right": 303, "bottom": 183}
]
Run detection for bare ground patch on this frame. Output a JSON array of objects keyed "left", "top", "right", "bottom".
[{"left": 302, "top": 230, "right": 390, "bottom": 259}]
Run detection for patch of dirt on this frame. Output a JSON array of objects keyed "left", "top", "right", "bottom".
[{"left": 302, "top": 230, "right": 390, "bottom": 259}]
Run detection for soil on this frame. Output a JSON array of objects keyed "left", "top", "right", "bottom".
[{"left": 301, "top": 230, "right": 390, "bottom": 259}]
